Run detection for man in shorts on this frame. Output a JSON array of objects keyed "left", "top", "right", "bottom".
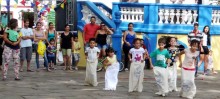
[{"left": 20, "top": 19, "right": 34, "bottom": 72}]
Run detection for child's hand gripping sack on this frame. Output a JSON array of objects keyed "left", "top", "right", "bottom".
[{"left": 37, "top": 40, "right": 46, "bottom": 56}]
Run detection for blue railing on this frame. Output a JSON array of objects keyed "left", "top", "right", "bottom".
[{"left": 112, "top": 2, "right": 220, "bottom": 35}]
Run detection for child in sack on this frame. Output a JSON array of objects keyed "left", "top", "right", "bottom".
[
  {"left": 128, "top": 38, "right": 146, "bottom": 92},
  {"left": 149, "top": 37, "right": 171, "bottom": 97},
  {"left": 85, "top": 38, "right": 100, "bottom": 86},
  {"left": 103, "top": 47, "right": 119, "bottom": 91}
]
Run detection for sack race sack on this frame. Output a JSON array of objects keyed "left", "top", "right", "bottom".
[
  {"left": 57, "top": 51, "right": 63, "bottom": 62},
  {"left": 129, "top": 62, "right": 145, "bottom": 92},
  {"left": 85, "top": 59, "right": 98, "bottom": 86},
  {"left": 37, "top": 40, "right": 46, "bottom": 56},
  {"left": 104, "top": 62, "right": 119, "bottom": 90}
]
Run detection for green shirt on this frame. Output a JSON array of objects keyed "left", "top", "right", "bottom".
[
  {"left": 150, "top": 49, "right": 171, "bottom": 68},
  {"left": 6, "top": 29, "right": 19, "bottom": 42}
]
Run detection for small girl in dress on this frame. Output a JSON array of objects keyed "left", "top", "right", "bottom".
[
  {"left": 85, "top": 38, "right": 100, "bottom": 86},
  {"left": 179, "top": 40, "right": 200, "bottom": 99},
  {"left": 128, "top": 38, "right": 146, "bottom": 92},
  {"left": 103, "top": 47, "right": 119, "bottom": 90}
]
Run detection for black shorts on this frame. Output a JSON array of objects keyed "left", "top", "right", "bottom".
[{"left": 200, "top": 46, "right": 209, "bottom": 55}]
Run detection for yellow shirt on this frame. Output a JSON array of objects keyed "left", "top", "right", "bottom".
[
  {"left": 107, "top": 55, "right": 117, "bottom": 64},
  {"left": 73, "top": 41, "right": 81, "bottom": 53}
]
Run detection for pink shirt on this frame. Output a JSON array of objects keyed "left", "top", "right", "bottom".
[{"left": 182, "top": 48, "right": 199, "bottom": 69}]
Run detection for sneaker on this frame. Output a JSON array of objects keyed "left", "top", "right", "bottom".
[
  {"left": 75, "top": 67, "right": 78, "bottom": 71},
  {"left": 155, "top": 92, "right": 162, "bottom": 95},
  {"left": 15, "top": 78, "right": 21, "bottom": 81},
  {"left": 125, "top": 68, "right": 129, "bottom": 71},
  {"left": 161, "top": 94, "right": 166, "bottom": 97}
]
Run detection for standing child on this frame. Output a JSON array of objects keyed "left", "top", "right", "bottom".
[
  {"left": 178, "top": 40, "right": 200, "bottom": 99},
  {"left": 103, "top": 47, "right": 119, "bottom": 91},
  {"left": 167, "top": 37, "right": 180, "bottom": 92},
  {"left": 47, "top": 38, "right": 56, "bottom": 70},
  {"left": 2, "top": 19, "right": 21, "bottom": 80},
  {"left": 72, "top": 36, "right": 81, "bottom": 70},
  {"left": 149, "top": 37, "right": 171, "bottom": 97},
  {"left": 207, "top": 50, "right": 218, "bottom": 75},
  {"left": 128, "top": 38, "right": 146, "bottom": 92},
  {"left": 85, "top": 38, "right": 100, "bottom": 86}
]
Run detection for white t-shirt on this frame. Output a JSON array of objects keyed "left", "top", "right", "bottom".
[
  {"left": 20, "top": 28, "right": 33, "bottom": 48},
  {"left": 129, "top": 47, "right": 145, "bottom": 62},
  {"left": 182, "top": 48, "right": 199, "bottom": 69},
  {"left": 202, "top": 32, "right": 207, "bottom": 46},
  {"left": 85, "top": 47, "right": 100, "bottom": 61}
]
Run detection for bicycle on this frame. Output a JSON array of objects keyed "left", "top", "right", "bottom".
[
  {"left": 96, "top": 35, "right": 124, "bottom": 72},
  {"left": 96, "top": 57, "right": 124, "bottom": 72}
]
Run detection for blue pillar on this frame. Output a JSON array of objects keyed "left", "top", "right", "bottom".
[
  {"left": 198, "top": 6, "right": 212, "bottom": 72},
  {"left": 112, "top": 12, "right": 122, "bottom": 61}
]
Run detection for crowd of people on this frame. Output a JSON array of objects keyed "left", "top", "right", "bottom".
[{"left": 0, "top": 16, "right": 218, "bottom": 99}]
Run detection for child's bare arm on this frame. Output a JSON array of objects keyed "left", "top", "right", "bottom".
[
  {"left": 128, "top": 53, "right": 132, "bottom": 62},
  {"left": 103, "top": 59, "right": 110, "bottom": 66},
  {"left": 148, "top": 58, "right": 154, "bottom": 69}
]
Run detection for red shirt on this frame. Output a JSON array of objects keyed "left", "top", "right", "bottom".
[{"left": 83, "top": 23, "right": 100, "bottom": 42}]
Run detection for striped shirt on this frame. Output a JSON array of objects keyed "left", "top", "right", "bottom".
[{"left": 188, "top": 30, "right": 203, "bottom": 43}]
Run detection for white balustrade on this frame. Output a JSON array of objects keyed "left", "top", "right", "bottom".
[
  {"left": 170, "top": 9, "right": 175, "bottom": 24},
  {"left": 97, "top": 6, "right": 112, "bottom": 19},
  {"left": 81, "top": 5, "right": 101, "bottom": 24},
  {"left": 193, "top": 10, "right": 198, "bottom": 24},
  {"left": 176, "top": 9, "right": 180, "bottom": 24},
  {"left": 164, "top": 9, "right": 169, "bottom": 24},
  {"left": 159, "top": 9, "right": 164, "bottom": 24},
  {"left": 212, "top": 10, "right": 220, "bottom": 25},
  {"left": 120, "top": 7, "right": 144, "bottom": 22},
  {"left": 158, "top": 8, "right": 198, "bottom": 25}
]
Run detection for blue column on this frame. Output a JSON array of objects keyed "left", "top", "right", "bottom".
[{"left": 112, "top": 12, "right": 122, "bottom": 61}]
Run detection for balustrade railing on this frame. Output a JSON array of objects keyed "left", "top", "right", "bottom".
[
  {"left": 120, "top": 7, "right": 144, "bottom": 22},
  {"left": 158, "top": 7, "right": 198, "bottom": 24},
  {"left": 81, "top": 5, "right": 102, "bottom": 24},
  {"left": 211, "top": 7, "right": 220, "bottom": 25},
  {"left": 94, "top": 2, "right": 112, "bottom": 19}
]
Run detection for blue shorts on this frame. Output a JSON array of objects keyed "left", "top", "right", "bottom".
[
  {"left": 97, "top": 44, "right": 108, "bottom": 49},
  {"left": 47, "top": 56, "right": 55, "bottom": 63}
]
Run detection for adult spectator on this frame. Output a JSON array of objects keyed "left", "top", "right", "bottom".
[
  {"left": 45, "top": 22, "right": 57, "bottom": 65},
  {"left": 83, "top": 16, "right": 100, "bottom": 48},
  {"left": 33, "top": 22, "right": 50, "bottom": 72},
  {"left": 187, "top": 23, "right": 203, "bottom": 77},
  {"left": 20, "top": 19, "right": 34, "bottom": 72},
  {"left": 95, "top": 22, "right": 113, "bottom": 57},
  {"left": 123, "top": 23, "right": 136, "bottom": 71},
  {"left": 198, "top": 26, "right": 211, "bottom": 75},
  {"left": 60, "top": 24, "right": 74, "bottom": 70}
]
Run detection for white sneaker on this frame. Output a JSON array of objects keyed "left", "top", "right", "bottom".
[
  {"left": 125, "top": 68, "right": 129, "bottom": 71},
  {"left": 162, "top": 94, "right": 166, "bottom": 97},
  {"left": 155, "top": 92, "right": 162, "bottom": 95}
]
